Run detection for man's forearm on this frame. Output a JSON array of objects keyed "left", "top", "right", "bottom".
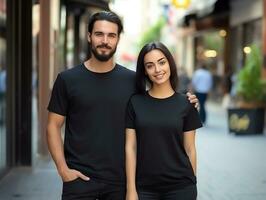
[{"left": 46, "top": 124, "right": 68, "bottom": 175}]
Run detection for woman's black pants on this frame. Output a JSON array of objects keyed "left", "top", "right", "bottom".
[{"left": 138, "top": 184, "right": 197, "bottom": 200}]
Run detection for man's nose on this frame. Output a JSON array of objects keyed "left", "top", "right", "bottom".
[{"left": 102, "top": 35, "right": 108, "bottom": 44}]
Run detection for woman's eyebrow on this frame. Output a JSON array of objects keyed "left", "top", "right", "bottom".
[{"left": 157, "top": 57, "right": 166, "bottom": 62}]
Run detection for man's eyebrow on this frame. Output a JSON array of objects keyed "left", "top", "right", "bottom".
[
  {"left": 108, "top": 32, "right": 117, "bottom": 36},
  {"left": 94, "top": 31, "right": 103, "bottom": 34},
  {"left": 93, "top": 31, "right": 117, "bottom": 35}
]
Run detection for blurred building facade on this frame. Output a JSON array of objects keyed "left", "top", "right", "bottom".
[{"left": 176, "top": 0, "right": 265, "bottom": 100}]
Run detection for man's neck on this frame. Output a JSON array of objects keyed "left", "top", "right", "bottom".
[{"left": 84, "top": 57, "right": 115, "bottom": 73}]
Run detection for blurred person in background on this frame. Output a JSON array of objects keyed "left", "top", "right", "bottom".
[
  {"left": 125, "top": 42, "right": 202, "bottom": 200},
  {"left": 191, "top": 64, "right": 212, "bottom": 124},
  {"left": 178, "top": 67, "right": 191, "bottom": 94},
  {"left": 47, "top": 11, "right": 199, "bottom": 200},
  {"left": 0, "top": 66, "right": 6, "bottom": 125}
]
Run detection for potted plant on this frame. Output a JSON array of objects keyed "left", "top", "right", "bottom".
[{"left": 228, "top": 44, "right": 266, "bottom": 134}]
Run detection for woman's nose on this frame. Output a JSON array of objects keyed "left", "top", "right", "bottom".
[{"left": 155, "top": 64, "right": 161, "bottom": 72}]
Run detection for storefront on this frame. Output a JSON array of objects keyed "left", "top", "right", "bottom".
[
  {"left": 0, "top": 0, "right": 7, "bottom": 176},
  {"left": 178, "top": 0, "right": 230, "bottom": 100},
  {"left": 229, "top": 0, "right": 263, "bottom": 72}
]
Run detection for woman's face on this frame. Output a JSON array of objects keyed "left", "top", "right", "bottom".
[{"left": 144, "top": 49, "right": 171, "bottom": 87}]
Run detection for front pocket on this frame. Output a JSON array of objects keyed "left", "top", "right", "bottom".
[
  {"left": 62, "top": 178, "right": 82, "bottom": 195},
  {"left": 63, "top": 177, "right": 80, "bottom": 185}
]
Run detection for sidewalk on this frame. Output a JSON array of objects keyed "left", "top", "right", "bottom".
[
  {"left": 0, "top": 101, "right": 266, "bottom": 200},
  {"left": 197, "top": 102, "right": 266, "bottom": 200},
  {"left": 0, "top": 158, "right": 62, "bottom": 200}
]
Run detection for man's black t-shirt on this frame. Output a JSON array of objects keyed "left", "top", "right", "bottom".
[
  {"left": 48, "top": 63, "right": 136, "bottom": 185},
  {"left": 126, "top": 92, "right": 202, "bottom": 189}
]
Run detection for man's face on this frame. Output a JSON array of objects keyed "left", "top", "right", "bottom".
[{"left": 88, "top": 20, "right": 120, "bottom": 62}]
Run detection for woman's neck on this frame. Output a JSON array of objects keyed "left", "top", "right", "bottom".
[{"left": 148, "top": 82, "right": 175, "bottom": 99}]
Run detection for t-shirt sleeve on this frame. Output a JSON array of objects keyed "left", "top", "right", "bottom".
[
  {"left": 183, "top": 103, "right": 202, "bottom": 132},
  {"left": 125, "top": 99, "right": 136, "bottom": 129},
  {"left": 47, "top": 74, "right": 68, "bottom": 116}
]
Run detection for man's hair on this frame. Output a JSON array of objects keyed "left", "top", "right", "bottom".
[
  {"left": 135, "top": 42, "right": 178, "bottom": 94},
  {"left": 88, "top": 11, "right": 123, "bottom": 35}
]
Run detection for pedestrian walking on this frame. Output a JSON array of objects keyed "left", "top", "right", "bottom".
[
  {"left": 191, "top": 64, "right": 212, "bottom": 124},
  {"left": 125, "top": 42, "right": 202, "bottom": 200},
  {"left": 47, "top": 11, "right": 199, "bottom": 200},
  {"left": 0, "top": 67, "right": 6, "bottom": 125},
  {"left": 178, "top": 67, "right": 191, "bottom": 94}
]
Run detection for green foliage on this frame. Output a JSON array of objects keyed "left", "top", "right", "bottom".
[
  {"left": 236, "top": 44, "right": 266, "bottom": 103},
  {"left": 138, "top": 17, "right": 166, "bottom": 48},
  {"left": 203, "top": 32, "right": 223, "bottom": 52}
]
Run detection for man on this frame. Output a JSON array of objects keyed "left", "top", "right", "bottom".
[
  {"left": 192, "top": 64, "right": 212, "bottom": 124},
  {"left": 47, "top": 11, "right": 198, "bottom": 200}
]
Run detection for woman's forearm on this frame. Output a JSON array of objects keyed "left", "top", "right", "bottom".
[
  {"left": 125, "top": 129, "right": 137, "bottom": 191},
  {"left": 187, "top": 148, "right": 197, "bottom": 175},
  {"left": 126, "top": 147, "right": 137, "bottom": 191},
  {"left": 184, "top": 131, "right": 197, "bottom": 175}
]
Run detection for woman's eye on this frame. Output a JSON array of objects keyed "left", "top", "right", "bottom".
[
  {"left": 146, "top": 65, "right": 153, "bottom": 69},
  {"left": 159, "top": 61, "right": 166, "bottom": 65}
]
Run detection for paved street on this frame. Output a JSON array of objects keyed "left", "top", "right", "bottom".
[
  {"left": 0, "top": 158, "right": 62, "bottom": 200},
  {"left": 0, "top": 102, "right": 266, "bottom": 200},
  {"left": 197, "top": 103, "right": 266, "bottom": 200}
]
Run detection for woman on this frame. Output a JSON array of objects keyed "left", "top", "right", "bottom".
[{"left": 125, "top": 42, "right": 202, "bottom": 200}]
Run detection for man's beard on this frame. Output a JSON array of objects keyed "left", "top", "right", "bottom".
[{"left": 91, "top": 43, "right": 117, "bottom": 62}]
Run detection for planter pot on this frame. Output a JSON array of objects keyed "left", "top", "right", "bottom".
[{"left": 227, "top": 108, "right": 265, "bottom": 135}]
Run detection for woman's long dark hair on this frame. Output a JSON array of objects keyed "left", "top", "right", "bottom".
[{"left": 135, "top": 42, "right": 178, "bottom": 94}]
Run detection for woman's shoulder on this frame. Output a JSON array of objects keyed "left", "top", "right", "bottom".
[
  {"left": 176, "top": 92, "right": 199, "bottom": 116},
  {"left": 175, "top": 92, "right": 189, "bottom": 102},
  {"left": 129, "top": 93, "right": 146, "bottom": 102},
  {"left": 174, "top": 92, "right": 192, "bottom": 110}
]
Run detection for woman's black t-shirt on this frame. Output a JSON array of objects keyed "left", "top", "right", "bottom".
[{"left": 126, "top": 92, "right": 202, "bottom": 189}]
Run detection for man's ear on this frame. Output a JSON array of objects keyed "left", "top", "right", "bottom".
[{"left": 87, "top": 33, "right": 91, "bottom": 43}]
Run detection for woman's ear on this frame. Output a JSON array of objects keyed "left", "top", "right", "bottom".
[{"left": 144, "top": 69, "right": 147, "bottom": 75}]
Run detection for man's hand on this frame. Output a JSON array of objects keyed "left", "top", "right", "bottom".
[
  {"left": 59, "top": 167, "right": 90, "bottom": 182},
  {"left": 186, "top": 92, "right": 199, "bottom": 109}
]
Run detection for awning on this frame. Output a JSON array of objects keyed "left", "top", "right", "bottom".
[
  {"left": 64, "top": 0, "right": 110, "bottom": 10},
  {"left": 182, "top": 0, "right": 230, "bottom": 30}
]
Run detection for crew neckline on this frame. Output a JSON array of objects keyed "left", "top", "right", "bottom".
[
  {"left": 146, "top": 91, "right": 177, "bottom": 101},
  {"left": 82, "top": 63, "right": 118, "bottom": 75}
]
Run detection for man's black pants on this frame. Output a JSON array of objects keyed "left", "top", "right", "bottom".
[{"left": 62, "top": 178, "right": 125, "bottom": 200}]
